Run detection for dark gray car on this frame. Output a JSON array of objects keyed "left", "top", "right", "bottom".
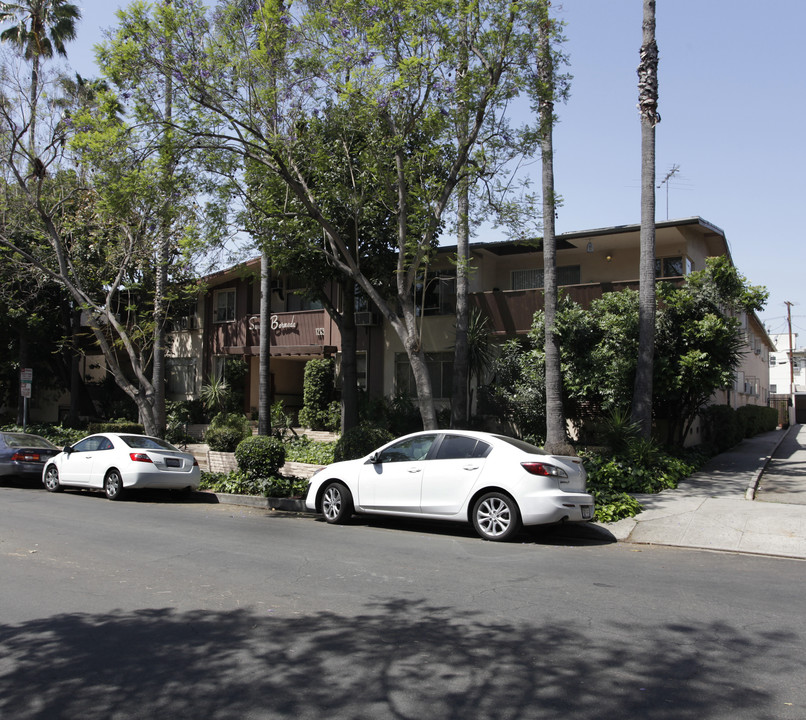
[{"left": 0, "top": 432, "right": 60, "bottom": 481}]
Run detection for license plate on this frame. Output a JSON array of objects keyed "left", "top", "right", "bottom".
[
  {"left": 165, "top": 458, "right": 181, "bottom": 468},
  {"left": 582, "top": 505, "right": 592, "bottom": 519}
]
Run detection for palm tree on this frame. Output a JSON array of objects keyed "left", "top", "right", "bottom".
[
  {"left": 537, "top": 3, "right": 574, "bottom": 455},
  {"left": 0, "top": 0, "right": 81, "bottom": 151},
  {"left": 632, "top": 0, "right": 659, "bottom": 439}
]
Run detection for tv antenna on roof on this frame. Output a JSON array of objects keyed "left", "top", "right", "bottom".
[{"left": 657, "top": 164, "right": 680, "bottom": 220}]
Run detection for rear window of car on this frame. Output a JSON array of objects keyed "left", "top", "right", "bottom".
[
  {"left": 493, "top": 435, "right": 546, "bottom": 455},
  {"left": 435, "top": 435, "right": 492, "bottom": 460},
  {"left": 2, "top": 433, "right": 55, "bottom": 449},
  {"left": 120, "top": 435, "right": 179, "bottom": 451}
]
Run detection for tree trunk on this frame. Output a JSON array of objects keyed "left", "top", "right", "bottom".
[
  {"left": 538, "top": 6, "right": 573, "bottom": 455},
  {"left": 258, "top": 248, "right": 272, "bottom": 435},
  {"left": 69, "top": 305, "right": 82, "bottom": 426},
  {"left": 339, "top": 279, "right": 360, "bottom": 433},
  {"left": 451, "top": 177, "right": 470, "bottom": 428},
  {"left": 632, "top": 0, "right": 659, "bottom": 439},
  {"left": 151, "top": 19, "right": 175, "bottom": 438},
  {"left": 451, "top": 5, "right": 470, "bottom": 429}
]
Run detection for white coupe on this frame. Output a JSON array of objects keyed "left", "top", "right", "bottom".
[{"left": 43, "top": 433, "right": 200, "bottom": 500}]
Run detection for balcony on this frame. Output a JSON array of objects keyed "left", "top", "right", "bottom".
[
  {"left": 470, "top": 281, "right": 640, "bottom": 336},
  {"left": 245, "top": 310, "right": 338, "bottom": 356}
]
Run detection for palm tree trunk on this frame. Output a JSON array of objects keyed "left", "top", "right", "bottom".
[
  {"left": 451, "top": 4, "right": 470, "bottom": 429},
  {"left": 258, "top": 248, "right": 272, "bottom": 435},
  {"left": 537, "top": 5, "right": 572, "bottom": 455},
  {"left": 632, "top": 0, "right": 659, "bottom": 439}
]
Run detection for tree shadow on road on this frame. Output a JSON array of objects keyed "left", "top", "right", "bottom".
[{"left": 0, "top": 598, "right": 799, "bottom": 719}]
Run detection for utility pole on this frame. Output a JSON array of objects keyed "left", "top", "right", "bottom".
[
  {"left": 786, "top": 301, "right": 795, "bottom": 411},
  {"left": 656, "top": 164, "right": 679, "bottom": 220}
]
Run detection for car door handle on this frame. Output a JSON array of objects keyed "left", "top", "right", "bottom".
[
  {"left": 463, "top": 464, "right": 479, "bottom": 471},
  {"left": 408, "top": 468, "right": 422, "bottom": 473}
]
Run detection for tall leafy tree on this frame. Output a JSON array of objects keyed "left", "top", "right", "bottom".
[
  {"left": 0, "top": 0, "right": 79, "bottom": 422},
  {"left": 486, "top": 259, "right": 768, "bottom": 448},
  {"left": 0, "top": 0, "right": 80, "bottom": 154},
  {"left": 632, "top": 0, "right": 660, "bottom": 438},
  {"left": 102, "top": 0, "right": 549, "bottom": 431},
  {"left": 0, "top": 53, "right": 207, "bottom": 435}
]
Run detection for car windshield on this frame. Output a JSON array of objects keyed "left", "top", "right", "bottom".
[
  {"left": 2, "top": 433, "right": 56, "bottom": 449},
  {"left": 493, "top": 435, "right": 546, "bottom": 455},
  {"left": 119, "top": 435, "right": 179, "bottom": 451}
]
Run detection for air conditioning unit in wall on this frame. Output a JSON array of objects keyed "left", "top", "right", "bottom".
[{"left": 355, "top": 311, "right": 379, "bottom": 326}]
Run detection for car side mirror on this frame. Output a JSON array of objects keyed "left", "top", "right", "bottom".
[
  {"left": 369, "top": 452, "right": 380, "bottom": 464},
  {"left": 63, "top": 445, "right": 72, "bottom": 454}
]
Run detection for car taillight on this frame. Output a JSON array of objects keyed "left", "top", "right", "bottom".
[
  {"left": 521, "top": 461, "right": 568, "bottom": 478},
  {"left": 11, "top": 452, "right": 39, "bottom": 462},
  {"left": 129, "top": 452, "right": 153, "bottom": 463},
  {"left": 193, "top": 458, "right": 198, "bottom": 466}
]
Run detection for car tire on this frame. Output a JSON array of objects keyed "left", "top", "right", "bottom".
[
  {"left": 472, "top": 492, "right": 521, "bottom": 541},
  {"left": 104, "top": 470, "right": 124, "bottom": 501},
  {"left": 321, "top": 482, "right": 354, "bottom": 524},
  {"left": 43, "top": 465, "right": 62, "bottom": 493}
]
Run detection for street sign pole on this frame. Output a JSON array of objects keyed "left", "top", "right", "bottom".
[{"left": 20, "top": 368, "right": 32, "bottom": 430}]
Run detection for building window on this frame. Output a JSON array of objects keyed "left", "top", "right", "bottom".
[
  {"left": 285, "top": 276, "right": 323, "bottom": 312},
  {"left": 770, "top": 384, "right": 777, "bottom": 394},
  {"left": 512, "top": 265, "right": 581, "bottom": 290},
  {"left": 512, "top": 268, "right": 543, "bottom": 290},
  {"left": 167, "top": 358, "right": 196, "bottom": 395},
  {"left": 415, "top": 271, "right": 456, "bottom": 316},
  {"left": 655, "top": 256, "right": 693, "bottom": 278},
  {"left": 214, "top": 288, "right": 236, "bottom": 323},
  {"left": 770, "top": 356, "right": 777, "bottom": 366},
  {"left": 395, "top": 352, "right": 453, "bottom": 399}
]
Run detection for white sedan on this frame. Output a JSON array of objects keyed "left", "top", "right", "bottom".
[
  {"left": 305, "top": 430, "right": 594, "bottom": 541},
  {"left": 42, "top": 433, "right": 201, "bottom": 500}
]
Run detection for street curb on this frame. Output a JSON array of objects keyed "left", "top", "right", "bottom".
[
  {"left": 198, "top": 491, "right": 310, "bottom": 512},
  {"left": 744, "top": 425, "right": 795, "bottom": 501}
]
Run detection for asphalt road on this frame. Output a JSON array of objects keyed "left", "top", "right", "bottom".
[{"left": 2, "top": 483, "right": 805, "bottom": 720}]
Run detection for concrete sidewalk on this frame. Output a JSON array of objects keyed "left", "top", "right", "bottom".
[{"left": 602, "top": 424, "right": 806, "bottom": 559}]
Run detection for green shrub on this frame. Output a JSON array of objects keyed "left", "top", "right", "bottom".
[
  {"left": 0, "top": 423, "right": 84, "bottom": 447},
  {"left": 199, "top": 469, "right": 308, "bottom": 498},
  {"left": 736, "top": 405, "right": 778, "bottom": 437},
  {"left": 582, "top": 441, "right": 703, "bottom": 522},
  {"left": 700, "top": 404, "right": 743, "bottom": 452},
  {"left": 235, "top": 435, "right": 286, "bottom": 479},
  {"left": 87, "top": 420, "right": 144, "bottom": 435},
  {"left": 205, "top": 426, "right": 247, "bottom": 452},
  {"left": 590, "top": 489, "right": 642, "bottom": 523},
  {"left": 298, "top": 358, "right": 339, "bottom": 430},
  {"left": 205, "top": 412, "right": 252, "bottom": 452},
  {"left": 284, "top": 437, "right": 336, "bottom": 465},
  {"left": 270, "top": 400, "right": 293, "bottom": 439},
  {"left": 334, "top": 424, "right": 394, "bottom": 462},
  {"left": 387, "top": 393, "right": 422, "bottom": 436}
]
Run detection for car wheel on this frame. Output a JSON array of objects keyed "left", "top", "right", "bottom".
[
  {"left": 321, "top": 482, "right": 353, "bottom": 524},
  {"left": 472, "top": 492, "right": 521, "bottom": 541},
  {"left": 104, "top": 470, "right": 124, "bottom": 501},
  {"left": 43, "top": 465, "right": 62, "bottom": 493}
]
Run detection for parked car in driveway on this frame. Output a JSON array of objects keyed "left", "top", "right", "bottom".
[
  {"left": 0, "top": 432, "right": 60, "bottom": 481},
  {"left": 42, "top": 433, "right": 200, "bottom": 500},
  {"left": 305, "top": 430, "right": 594, "bottom": 541}
]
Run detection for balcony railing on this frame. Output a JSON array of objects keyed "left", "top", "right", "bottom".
[
  {"left": 470, "top": 281, "right": 641, "bottom": 335},
  {"left": 247, "top": 309, "right": 333, "bottom": 349}
]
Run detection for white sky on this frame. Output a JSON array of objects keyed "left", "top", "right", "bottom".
[{"left": 65, "top": 0, "right": 806, "bottom": 339}]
